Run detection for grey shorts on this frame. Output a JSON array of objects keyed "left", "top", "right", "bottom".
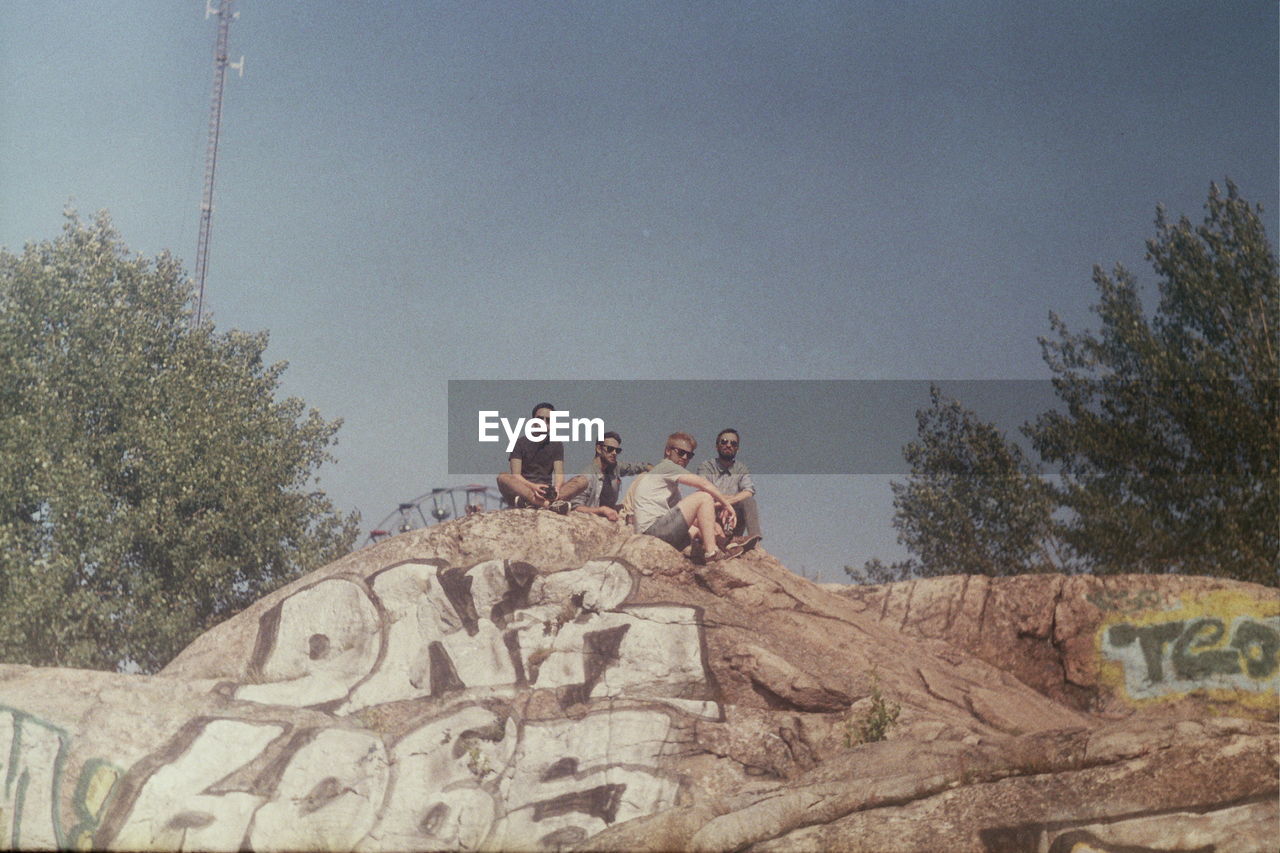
[{"left": 641, "top": 505, "right": 692, "bottom": 551}]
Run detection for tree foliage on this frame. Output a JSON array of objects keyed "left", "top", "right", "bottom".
[
  {"left": 0, "top": 213, "right": 358, "bottom": 672},
  {"left": 852, "top": 182, "right": 1277, "bottom": 586},
  {"left": 1028, "top": 181, "right": 1277, "bottom": 583},
  {"left": 873, "top": 386, "right": 1062, "bottom": 580}
]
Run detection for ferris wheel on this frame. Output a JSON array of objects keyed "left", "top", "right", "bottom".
[{"left": 364, "top": 484, "right": 505, "bottom": 546}]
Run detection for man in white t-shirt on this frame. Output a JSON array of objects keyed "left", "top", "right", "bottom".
[{"left": 631, "top": 432, "right": 738, "bottom": 562}]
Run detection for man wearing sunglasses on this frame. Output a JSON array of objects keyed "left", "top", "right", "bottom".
[
  {"left": 630, "top": 432, "right": 738, "bottom": 562},
  {"left": 696, "top": 428, "right": 762, "bottom": 551},
  {"left": 561, "top": 431, "right": 651, "bottom": 521}
]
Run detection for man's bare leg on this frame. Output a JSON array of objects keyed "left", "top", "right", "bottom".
[{"left": 677, "top": 492, "right": 728, "bottom": 557}]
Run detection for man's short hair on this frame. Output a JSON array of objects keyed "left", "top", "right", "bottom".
[
  {"left": 531, "top": 402, "right": 556, "bottom": 417},
  {"left": 600, "top": 431, "right": 622, "bottom": 444},
  {"left": 666, "top": 431, "right": 697, "bottom": 450},
  {"left": 716, "top": 428, "right": 740, "bottom": 443}
]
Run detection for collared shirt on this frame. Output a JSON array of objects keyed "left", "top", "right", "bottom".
[
  {"left": 569, "top": 460, "right": 652, "bottom": 509},
  {"left": 696, "top": 456, "right": 755, "bottom": 497}
]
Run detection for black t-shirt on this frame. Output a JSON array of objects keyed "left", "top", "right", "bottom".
[
  {"left": 598, "top": 464, "right": 619, "bottom": 507},
  {"left": 509, "top": 434, "right": 564, "bottom": 484}
]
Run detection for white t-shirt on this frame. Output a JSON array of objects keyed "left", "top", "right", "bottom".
[{"left": 631, "top": 458, "right": 686, "bottom": 532}]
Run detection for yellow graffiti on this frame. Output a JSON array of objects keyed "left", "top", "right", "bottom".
[
  {"left": 68, "top": 760, "right": 120, "bottom": 851},
  {"left": 1097, "top": 589, "right": 1280, "bottom": 713}
]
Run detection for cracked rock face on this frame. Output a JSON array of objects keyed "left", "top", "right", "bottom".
[{"left": 0, "top": 511, "right": 1275, "bottom": 851}]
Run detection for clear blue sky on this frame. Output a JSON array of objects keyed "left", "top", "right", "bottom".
[{"left": 2, "top": 1, "right": 1276, "bottom": 581}]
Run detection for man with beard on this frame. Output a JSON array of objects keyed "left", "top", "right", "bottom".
[
  {"left": 561, "top": 431, "right": 651, "bottom": 521},
  {"left": 695, "top": 428, "right": 762, "bottom": 551}
]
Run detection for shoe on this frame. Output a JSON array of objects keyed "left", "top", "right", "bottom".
[
  {"left": 733, "top": 535, "right": 762, "bottom": 553},
  {"left": 512, "top": 496, "right": 529, "bottom": 509},
  {"left": 547, "top": 500, "right": 571, "bottom": 515},
  {"left": 701, "top": 549, "right": 731, "bottom": 564}
]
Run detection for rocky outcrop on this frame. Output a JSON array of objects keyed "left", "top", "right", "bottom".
[
  {"left": 0, "top": 510, "right": 1274, "bottom": 851},
  {"left": 831, "top": 573, "right": 1280, "bottom": 720}
]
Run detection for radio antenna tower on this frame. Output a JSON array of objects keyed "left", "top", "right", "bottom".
[{"left": 192, "top": 0, "right": 244, "bottom": 328}]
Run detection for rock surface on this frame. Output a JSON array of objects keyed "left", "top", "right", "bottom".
[{"left": 0, "top": 510, "right": 1275, "bottom": 851}]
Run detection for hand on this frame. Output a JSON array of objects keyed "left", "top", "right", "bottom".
[{"left": 599, "top": 506, "right": 619, "bottom": 522}]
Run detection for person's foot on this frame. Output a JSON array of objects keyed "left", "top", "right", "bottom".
[
  {"left": 547, "top": 500, "right": 571, "bottom": 515},
  {"left": 732, "top": 535, "right": 762, "bottom": 553},
  {"left": 512, "top": 495, "right": 529, "bottom": 509}
]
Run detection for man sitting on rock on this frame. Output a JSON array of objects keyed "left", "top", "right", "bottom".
[
  {"left": 629, "top": 432, "right": 738, "bottom": 562},
  {"left": 695, "top": 428, "right": 762, "bottom": 552},
  {"left": 556, "top": 431, "right": 652, "bottom": 522},
  {"left": 496, "top": 402, "right": 568, "bottom": 512}
]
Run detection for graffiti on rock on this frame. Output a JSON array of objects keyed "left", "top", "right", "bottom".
[
  {"left": 65, "top": 760, "right": 120, "bottom": 851},
  {"left": 1085, "top": 588, "right": 1161, "bottom": 613},
  {"left": 236, "top": 558, "right": 720, "bottom": 720},
  {"left": 1, "top": 706, "right": 67, "bottom": 850},
  {"left": 369, "top": 703, "right": 683, "bottom": 851},
  {"left": 1099, "top": 590, "right": 1280, "bottom": 708},
  {"left": 91, "top": 699, "right": 687, "bottom": 850},
  {"left": 62, "top": 557, "right": 714, "bottom": 850},
  {"left": 0, "top": 706, "right": 120, "bottom": 851},
  {"left": 102, "top": 718, "right": 290, "bottom": 851}
]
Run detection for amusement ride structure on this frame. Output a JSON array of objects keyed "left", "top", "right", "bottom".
[{"left": 364, "top": 485, "right": 506, "bottom": 546}]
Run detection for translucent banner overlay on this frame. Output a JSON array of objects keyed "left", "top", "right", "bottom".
[{"left": 447, "top": 380, "right": 1061, "bottom": 476}]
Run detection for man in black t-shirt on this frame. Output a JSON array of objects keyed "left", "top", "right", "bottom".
[{"left": 496, "top": 402, "right": 565, "bottom": 509}]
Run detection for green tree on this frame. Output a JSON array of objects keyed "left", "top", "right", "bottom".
[
  {"left": 0, "top": 212, "right": 358, "bottom": 672},
  {"left": 1029, "top": 181, "right": 1277, "bottom": 583},
  {"left": 857, "top": 182, "right": 1277, "bottom": 586},
  {"left": 845, "top": 386, "right": 1062, "bottom": 583}
]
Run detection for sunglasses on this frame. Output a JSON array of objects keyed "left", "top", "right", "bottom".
[
  {"left": 718, "top": 439, "right": 738, "bottom": 447},
  {"left": 599, "top": 444, "right": 621, "bottom": 454},
  {"left": 668, "top": 447, "right": 694, "bottom": 459}
]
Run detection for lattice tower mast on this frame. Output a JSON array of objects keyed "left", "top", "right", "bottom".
[{"left": 193, "top": 0, "right": 243, "bottom": 328}]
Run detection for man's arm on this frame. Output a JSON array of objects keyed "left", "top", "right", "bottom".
[
  {"left": 721, "top": 467, "right": 755, "bottom": 506},
  {"left": 506, "top": 457, "right": 540, "bottom": 490},
  {"left": 675, "top": 473, "right": 734, "bottom": 507},
  {"left": 561, "top": 473, "right": 590, "bottom": 505}
]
